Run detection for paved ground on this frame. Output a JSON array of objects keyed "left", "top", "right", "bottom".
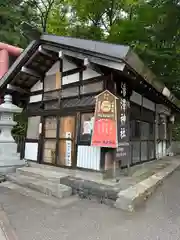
[
  {"left": 0, "top": 228, "right": 7, "bottom": 240},
  {"left": 2, "top": 167, "right": 180, "bottom": 240}
]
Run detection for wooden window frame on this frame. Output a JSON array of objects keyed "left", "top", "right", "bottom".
[
  {"left": 42, "top": 116, "right": 58, "bottom": 165},
  {"left": 78, "top": 111, "right": 94, "bottom": 146},
  {"left": 42, "top": 75, "right": 106, "bottom": 102}
]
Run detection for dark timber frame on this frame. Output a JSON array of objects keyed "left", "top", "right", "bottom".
[{"left": 0, "top": 34, "right": 179, "bottom": 173}]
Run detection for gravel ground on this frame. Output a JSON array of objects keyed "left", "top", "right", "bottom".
[{"left": 1, "top": 168, "right": 180, "bottom": 240}]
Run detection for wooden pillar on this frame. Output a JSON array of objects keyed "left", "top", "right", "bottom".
[
  {"left": 55, "top": 51, "right": 63, "bottom": 165},
  {"left": 114, "top": 81, "right": 132, "bottom": 176},
  {"left": 154, "top": 104, "right": 158, "bottom": 159}
]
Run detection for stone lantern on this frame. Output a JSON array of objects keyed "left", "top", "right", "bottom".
[{"left": 0, "top": 94, "right": 25, "bottom": 173}]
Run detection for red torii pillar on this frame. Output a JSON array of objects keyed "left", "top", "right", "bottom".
[
  {"left": 0, "top": 43, "right": 23, "bottom": 78},
  {"left": 0, "top": 43, "right": 23, "bottom": 103}
]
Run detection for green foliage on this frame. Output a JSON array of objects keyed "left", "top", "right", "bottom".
[
  {"left": 0, "top": 0, "right": 39, "bottom": 47},
  {"left": 2, "top": 0, "right": 180, "bottom": 137},
  {"left": 1, "top": 0, "right": 180, "bottom": 90},
  {"left": 47, "top": 0, "right": 69, "bottom": 35},
  {"left": 12, "top": 113, "right": 27, "bottom": 136}
]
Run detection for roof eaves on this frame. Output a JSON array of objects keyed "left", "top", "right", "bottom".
[
  {"left": 1, "top": 34, "right": 180, "bottom": 112},
  {"left": 124, "top": 49, "right": 180, "bottom": 111},
  {"left": 40, "top": 34, "right": 130, "bottom": 60},
  {"left": 0, "top": 40, "right": 39, "bottom": 90}
]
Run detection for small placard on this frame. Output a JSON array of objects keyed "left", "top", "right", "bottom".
[{"left": 65, "top": 132, "right": 72, "bottom": 166}]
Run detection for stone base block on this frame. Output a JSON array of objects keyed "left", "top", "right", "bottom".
[
  {"left": 60, "top": 176, "right": 119, "bottom": 200},
  {"left": 0, "top": 160, "right": 25, "bottom": 174},
  {"left": 114, "top": 159, "right": 180, "bottom": 211},
  {"left": 7, "top": 174, "right": 72, "bottom": 199},
  {"left": 0, "top": 142, "right": 18, "bottom": 155}
]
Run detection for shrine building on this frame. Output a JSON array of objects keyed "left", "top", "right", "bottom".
[{"left": 0, "top": 34, "right": 179, "bottom": 177}]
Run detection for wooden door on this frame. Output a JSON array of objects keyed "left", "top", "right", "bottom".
[
  {"left": 57, "top": 116, "right": 76, "bottom": 167},
  {"left": 43, "top": 116, "right": 57, "bottom": 165}
]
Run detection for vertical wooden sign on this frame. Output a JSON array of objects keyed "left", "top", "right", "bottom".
[
  {"left": 115, "top": 82, "right": 130, "bottom": 166},
  {"left": 91, "top": 90, "right": 118, "bottom": 148}
]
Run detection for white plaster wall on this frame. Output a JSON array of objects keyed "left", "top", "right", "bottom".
[
  {"left": 143, "top": 97, "right": 155, "bottom": 111},
  {"left": 77, "top": 145, "right": 101, "bottom": 170},
  {"left": 30, "top": 81, "right": 43, "bottom": 103},
  {"left": 130, "top": 91, "right": 155, "bottom": 111},
  {"left": 156, "top": 142, "right": 159, "bottom": 159},
  {"left": 46, "top": 61, "right": 59, "bottom": 76},
  {"left": 83, "top": 68, "right": 101, "bottom": 80},
  {"left": 157, "top": 142, "right": 163, "bottom": 159},
  {"left": 130, "top": 91, "right": 142, "bottom": 105},
  {"left": 46, "top": 59, "right": 77, "bottom": 76},
  {"left": 31, "top": 81, "right": 43, "bottom": 92},
  {"left": 156, "top": 141, "right": 168, "bottom": 159},
  {"left": 45, "top": 59, "right": 102, "bottom": 85},
  {"left": 25, "top": 142, "right": 38, "bottom": 161},
  {"left": 29, "top": 94, "right": 42, "bottom": 103},
  {"left": 62, "top": 68, "right": 101, "bottom": 85},
  {"left": 63, "top": 60, "right": 76, "bottom": 72},
  {"left": 62, "top": 73, "right": 79, "bottom": 85},
  {"left": 163, "top": 141, "right": 167, "bottom": 157}
]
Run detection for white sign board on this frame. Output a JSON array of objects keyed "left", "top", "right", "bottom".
[{"left": 65, "top": 132, "right": 72, "bottom": 166}]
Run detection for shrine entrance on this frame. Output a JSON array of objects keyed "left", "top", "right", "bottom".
[{"left": 41, "top": 114, "right": 77, "bottom": 168}]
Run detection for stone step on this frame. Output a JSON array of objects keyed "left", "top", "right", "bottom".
[
  {"left": 6, "top": 173, "right": 72, "bottom": 199},
  {"left": 16, "top": 166, "right": 119, "bottom": 202},
  {"left": 60, "top": 176, "right": 120, "bottom": 201},
  {"left": 28, "top": 162, "right": 104, "bottom": 181},
  {"left": 16, "top": 167, "right": 68, "bottom": 183},
  {"left": 0, "top": 181, "right": 78, "bottom": 208}
]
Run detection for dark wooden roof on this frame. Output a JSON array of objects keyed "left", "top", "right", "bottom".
[
  {"left": 0, "top": 34, "right": 180, "bottom": 112},
  {"left": 41, "top": 35, "right": 130, "bottom": 60}
]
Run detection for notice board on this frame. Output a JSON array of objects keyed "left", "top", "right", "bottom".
[{"left": 91, "top": 90, "right": 118, "bottom": 148}]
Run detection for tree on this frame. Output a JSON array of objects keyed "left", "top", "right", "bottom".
[
  {"left": 28, "top": 0, "right": 61, "bottom": 32},
  {"left": 66, "top": 0, "right": 124, "bottom": 40},
  {"left": 2, "top": 0, "right": 180, "bottom": 139},
  {"left": 47, "top": 0, "right": 69, "bottom": 35},
  {"left": 59, "top": 0, "right": 180, "bottom": 97},
  {"left": 0, "top": 0, "right": 40, "bottom": 47}
]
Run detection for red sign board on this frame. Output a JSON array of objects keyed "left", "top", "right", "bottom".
[{"left": 91, "top": 90, "right": 118, "bottom": 148}]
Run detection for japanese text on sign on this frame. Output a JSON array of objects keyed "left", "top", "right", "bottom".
[
  {"left": 91, "top": 90, "right": 118, "bottom": 148},
  {"left": 116, "top": 84, "right": 129, "bottom": 164}
]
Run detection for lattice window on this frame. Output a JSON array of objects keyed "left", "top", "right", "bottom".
[
  {"left": 44, "top": 101, "right": 59, "bottom": 110},
  {"left": 43, "top": 90, "right": 59, "bottom": 101},
  {"left": 44, "top": 117, "right": 57, "bottom": 138},
  {"left": 26, "top": 116, "right": 40, "bottom": 139},
  {"left": 43, "top": 140, "right": 56, "bottom": 163},
  {"left": 61, "top": 87, "right": 79, "bottom": 98},
  {"left": 80, "top": 81, "right": 103, "bottom": 94},
  {"left": 44, "top": 74, "right": 56, "bottom": 92}
]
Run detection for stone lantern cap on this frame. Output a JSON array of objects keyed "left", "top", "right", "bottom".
[{"left": 0, "top": 95, "right": 22, "bottom": 113}]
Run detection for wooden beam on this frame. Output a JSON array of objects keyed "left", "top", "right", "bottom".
[
  {"left": 21, "top": 66, "right": 41, "bottom": 78},
  {"left": 42, "top": 44, "right": 125, "bottom": 71},
  {"left": 84, "top": 59, "right": 103, "bottom": 75},
  {"left": 62, "top": 66, "right": 86, "bottom": 77},
  {"left": 7, "top": 84, "right": 30, "bottom": 95},
  {"left": 64, "top": 55, "right": 82, "bottom": 67},
  {"left": 38, "top": 45, "right": 53, "bottom": 58}
]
